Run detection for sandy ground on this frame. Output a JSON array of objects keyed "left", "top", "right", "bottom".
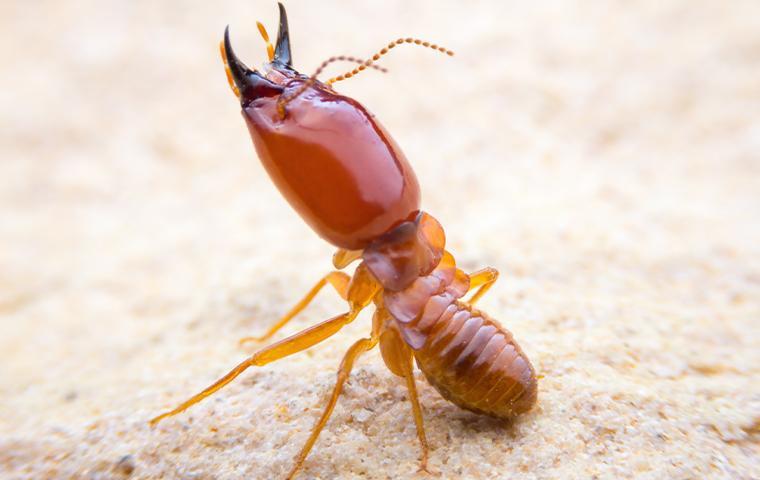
[{"left": 1, "top": 1, "right": 759, "bottom": 479}]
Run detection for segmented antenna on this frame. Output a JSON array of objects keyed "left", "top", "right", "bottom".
[
  {"left": 328, "top": 37, "right": 453, "bottom": 84},
  {"left": 277, "top": 37, "right": 454, "bottom": 118},
  {"left": 276, "top": 56, "right": 390, "bottom": 118},
  {"left": 220, "top": 36, "right": 385, "bottom": 103},
  {"left": 328, "top": 57, "right": 389, "bottom": 74}
]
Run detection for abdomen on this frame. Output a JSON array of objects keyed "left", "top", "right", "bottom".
[{"left": 411, "top": 302, "right": 537, "bottom": 419}]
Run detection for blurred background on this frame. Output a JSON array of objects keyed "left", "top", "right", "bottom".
[{"left": 1, "top": 1, "right": 758, "bottom": 478}]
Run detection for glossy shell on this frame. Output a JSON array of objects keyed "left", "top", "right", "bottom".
[{"left": 242, "top": 78, "right": 421, "bottom": 250}]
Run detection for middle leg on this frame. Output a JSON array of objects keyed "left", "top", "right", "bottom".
[{"left": 286, "top": 330, "right": 380, "bottom": 479}]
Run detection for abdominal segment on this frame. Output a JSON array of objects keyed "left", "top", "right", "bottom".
[
  {"left": 411, "top": 302, "right": 537, "bottom": 419},
  {"left": 380, "top": 247, "right": 537, "bottom": 419}
]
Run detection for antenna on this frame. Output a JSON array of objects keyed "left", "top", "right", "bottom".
[
  {"left": 277, "top": 37, "right": 453, "bottom": 118},
  {"left": 328, "top": 37, "right": 453, "bottom": 84}
]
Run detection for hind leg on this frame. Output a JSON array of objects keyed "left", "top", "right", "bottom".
[
  {"left": 400, "top": 357, "right": 430, "bottom": 472},
  {"left": 378, "top": 323, "right": 430, "bottom": 473}
]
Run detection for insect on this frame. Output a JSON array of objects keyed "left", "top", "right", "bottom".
[{"left": 150, "top": 3, "right": 538, "bottom": 478}]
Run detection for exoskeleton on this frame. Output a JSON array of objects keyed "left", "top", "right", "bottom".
[{"left": 150, "top": 4, "right": 538, "bottom": 478}]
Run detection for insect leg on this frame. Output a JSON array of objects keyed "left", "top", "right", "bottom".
[
  {"left": 150, "top": 269, "right": 379, "bottom": 427},
  {"left": 401, "top": 356, "right": 431, "bottom": 473},
  {"left": 285, "top": 332, "right": 379, "bottom": 480},
  {"left": 379, "top": 325, "right": 431, "bottom": 472},
  {"left": 239, "top": 271, "right": 350, "bottom": 344},
  {"left": 465, "top": 267, "right": 499, "bottom": 306},
  {"left": 151, "top": 310, "right": 358, "bottom": 426}
]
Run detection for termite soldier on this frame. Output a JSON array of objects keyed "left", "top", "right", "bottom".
[{"left": 150, "top": 4, "right": 538, "bottom": 479}]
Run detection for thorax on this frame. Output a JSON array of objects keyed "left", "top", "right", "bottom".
[{"left": 361, "top": 212, "right": 471, "bottom": 349}]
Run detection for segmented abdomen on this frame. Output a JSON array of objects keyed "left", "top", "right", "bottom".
[{"left": 411, "top": 301, "right": 537, "bottom": 419}]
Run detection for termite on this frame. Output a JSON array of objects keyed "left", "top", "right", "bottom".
[{"left": 150, "top": 4, "right": 538, "bottom": 478}]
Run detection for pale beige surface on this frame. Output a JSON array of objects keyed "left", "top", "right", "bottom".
[{"left": 1, "top": 1, "right": 759, "bottom": 479}]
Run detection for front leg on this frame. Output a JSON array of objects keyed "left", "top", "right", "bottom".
[{"left": 239, "top": 271, "right": 350, "bottom": 344}]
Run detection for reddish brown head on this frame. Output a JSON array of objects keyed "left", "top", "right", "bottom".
[{"left": 222, "top": 4, "right": 420, "bottom": 250}]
